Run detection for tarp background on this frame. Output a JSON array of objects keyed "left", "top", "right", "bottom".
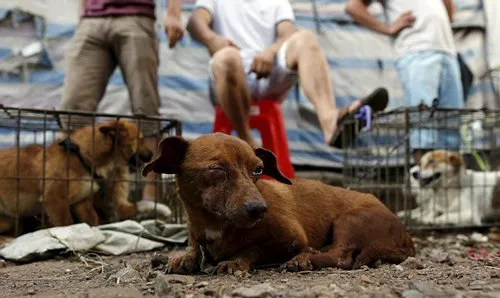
[{"left": 0, "top": 0, "right": 498, "bottom": 168}]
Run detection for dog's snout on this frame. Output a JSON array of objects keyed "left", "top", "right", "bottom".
[
  {"left": 244, "top": 200, "right": 268, "bottom": 219},
  {"left": 412, "top": 171, "right": 420, "bottom": 180},
  {"left": 128, "top": 149, "right": 153, "bottom": 169},
  {"left": 138, "top": 149, "right": 153, "bottom": 162}
]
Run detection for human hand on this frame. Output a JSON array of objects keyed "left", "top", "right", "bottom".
[
  {"left": 207, "top": 34, "right": 239, "bottom": 55},
  {"left": 250, "top": 47, "right": 276, "bottom": 79},
  {"left": 388, "top": 11, "right": 415, "bottom": 36},
  {"left": 165, "top": 16, "right": 184, "bottom": 48}
]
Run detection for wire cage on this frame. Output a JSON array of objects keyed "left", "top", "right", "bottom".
[
  {"left": 0, "top": 105, "right": 185, "bottom": 238},
  {"left": 481, "top": 67, "right": 500, "bottom": 106},
  {"left": 341, "top": 106, "right": 500, "bottom": 231}
]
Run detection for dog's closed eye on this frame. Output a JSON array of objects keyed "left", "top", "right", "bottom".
[
  {"left": 206, "top": 165, "right": 228, "bottom": 178},
  {"left": 209, "top": 165, "right": 225, "bottom": 171},
  {"left": 421, "top": 159, "right": 434, "bottom": 169},
  {"left": 207, "top": 165, "right": 227, "bottom": 175},
  {"left": 200, "top": 166, "right": 228, "bottom": 185}
]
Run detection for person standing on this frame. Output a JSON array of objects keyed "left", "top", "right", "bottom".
[
  {"left": 60, "top": 0, "right": 184, "bottom": 201},
  {"left": 346, "top": 0, "right": 464, "bottom": 164}
]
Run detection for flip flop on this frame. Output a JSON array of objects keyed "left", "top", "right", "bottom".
[{"left": 329, "top": 87, "right": 389, "bottom": 149}]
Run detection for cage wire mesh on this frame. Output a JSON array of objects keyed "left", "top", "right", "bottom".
[
  {"left": 481, "top": 67, "right": 500, "bottom": 107},
  {"left": 341, "top": 106, "right": 500, "bottom": 231},
  {"left": 0, "top": 105, "right": 184, "bottom": 237}
]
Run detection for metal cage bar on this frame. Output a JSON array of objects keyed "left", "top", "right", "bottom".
[{"left": 341, "top": 107, "right": 500, "bottom": 231}]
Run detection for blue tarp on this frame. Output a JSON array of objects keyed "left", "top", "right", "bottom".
[{"left": 0, "top": 0, "right": 496, "bottom": 168}]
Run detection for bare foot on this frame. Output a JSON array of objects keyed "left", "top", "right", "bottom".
[
  {"left": 142, "top": 172, "right": 158, "bottom": 201},
  {"left": 321, "top": 99, "right": 363, "bottom": 145},
  {"left": 347, "top": 99, "right": 364, "bottom": 114},
  {"left": 320, "top": 109, "right": 339, "bottom": 145}
]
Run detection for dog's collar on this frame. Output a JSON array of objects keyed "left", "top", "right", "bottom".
[{"left": 58, "top": 139, "right": 102, "bottom": 181}]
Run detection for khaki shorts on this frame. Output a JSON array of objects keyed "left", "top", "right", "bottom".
[{"left": 60, "top": 16, "right": 160, "bottom": 119}]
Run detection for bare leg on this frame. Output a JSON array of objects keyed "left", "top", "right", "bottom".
[
  {"left": 284, "top": 30, "right": 374, "bottom": 144},
  {"left": 0, "top": 235, "right": 14, "bottom": 245},
  {"left": 112, "top": 166, "right": 136, "bottom": 220},
  {"left": 142, "top": 136, "right": 160, "bottom": 201},
  {"left": 44, "top": 187, "right": 73, "bottom": 227},
  {"left": 72, "top": 196, "right": 100, "bottom": 226},
  {"left": 0, "top": 215, "right": 13, "bottom": 234},
  {"left": 212, "top": 47, "right": 256, "bottom": 147}
]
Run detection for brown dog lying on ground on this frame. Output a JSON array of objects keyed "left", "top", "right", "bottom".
[
  {"left": 142, "top": 133, "right": 415, "bottom": 274},
  {"left": 0, "top": 120, "right": 154, "bottom": 234}
]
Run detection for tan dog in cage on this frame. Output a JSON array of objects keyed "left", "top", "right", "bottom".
[
  {"left": 400, "top": 150, "right": 500, "bottom": 226},
  {"left": 0, "top": 120, "right": 160, "bottom": 234}
]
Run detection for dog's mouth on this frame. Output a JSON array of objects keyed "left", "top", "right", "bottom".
[
  {"left": 128, "top": 150, "right": 153, "bottom": 168},
  {"left": 205, "top": 199, "right": 267, "bottom": 229},
  {"left": 419, "top": 172, "right": 442, "bottom": 187},
  {"left": 233, "top": 217, "right": 263, "bottom": 228},
  {"left": 225, "top": 212, "right": 265, "bottom": 229}
]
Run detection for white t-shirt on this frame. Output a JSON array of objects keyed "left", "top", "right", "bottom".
[
  {"left": 384, "top": 0, "right": 456, "bottom": 58},
  {"left": 195, "top": 0, "right": 295, "bottom": 66}
]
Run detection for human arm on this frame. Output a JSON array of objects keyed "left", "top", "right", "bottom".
[
  {"left": 345, "top": 0, "right": 415, "bottom": 36},
  {"left": 186, "top": 5, "right": 238, "bottom": 56},
  {"left": 250, "top": 1, "right": 297, "bottom": 78},
  {"left": 442, "top": 0, "right": 456, "bottom": 22},
  {"left": 164, "top": 0, "right": 184, "bottom": 48},
  {"left": 78, "top": 0, "right": 86, "bottom": 18},
  {"left": 266, "top": 21, "right": 297, "bottom": 57},
  {"left": 250, "top": 20, "right": 297, "bottom": 79}
]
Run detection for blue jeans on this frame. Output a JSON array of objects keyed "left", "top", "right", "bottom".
[{"left": 396, "top": 51, "right": 464, "bottom": 151}]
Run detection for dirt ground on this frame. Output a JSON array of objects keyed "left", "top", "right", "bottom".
[{"left": 1, "top": 231, "right": 500, "bottom": 298}]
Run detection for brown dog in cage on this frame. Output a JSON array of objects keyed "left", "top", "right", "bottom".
[
  {"left": 0, "top": 120, "right": 154, "bottom": 234},
  {"left": 142, "top": 133, "right": 415, "bottom": 274}
]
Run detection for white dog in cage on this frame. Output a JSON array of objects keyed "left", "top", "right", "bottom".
[
  {"left": 398, "top": 165, "right": 436, "bottom": 223},
  {"left": 398, "top": 150, "right": 500, "bottom": 226}
]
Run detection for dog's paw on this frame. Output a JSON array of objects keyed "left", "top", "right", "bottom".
[
  {"left": 117, "top": 202, "right": 138, "bottom": 220},
  {"left": 136, "top": 200, "right": 172, "bottom": 219},
  {"left": 166, "top": 253, "right": 199, "bottom": 275},
  {"left": 420, "top": 214, "right": 439, "bottom": 225},
  {"left": 214, "top": 259, "right": 250, "bottom": 275},
  {"left": 281, "top": 252, "right": 314, "bottom": 272}
]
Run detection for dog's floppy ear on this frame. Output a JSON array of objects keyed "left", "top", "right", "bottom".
[
  {"left": 255, "top": 147, "right": 292, "bottom": 185},
  {"left": 142, "top": 136, "right": 189, "bottom": 176},
  {"left": 448, "top": 152, "right": 464, "bottom": 172},
  {"left": 99, "top": 121, "right": 125, "bottom": 137}
]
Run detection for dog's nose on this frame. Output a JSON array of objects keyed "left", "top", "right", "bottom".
[
  {"left": 244, "top": 200, "right": 268, "bottom": 219},
  {"left": 128, "top": 150, "right": 153, "bottom": 168},
  {"left": 412, "top": 171, "right": 420, "bottom": 180},
  {"left": 138, "top": 149, "right": 153, "bottom": 162}
]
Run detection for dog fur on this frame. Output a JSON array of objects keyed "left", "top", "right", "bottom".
[
  {"left": 399, "top": 150, "right": 500, "bottom": 226},
  {"left": 142, "top": 133, "right": 415, "bottom": 274},
  {"left": 0, "top": 120, "right": 158, "bottom": 233}
]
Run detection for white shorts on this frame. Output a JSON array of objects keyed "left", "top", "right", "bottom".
[{"left": 208, "top": 41, "right": 298, "bottom": 104}]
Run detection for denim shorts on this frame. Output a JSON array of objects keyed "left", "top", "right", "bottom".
[{"left": 396, "top": 50, "right": 464, "bottom": 151}]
